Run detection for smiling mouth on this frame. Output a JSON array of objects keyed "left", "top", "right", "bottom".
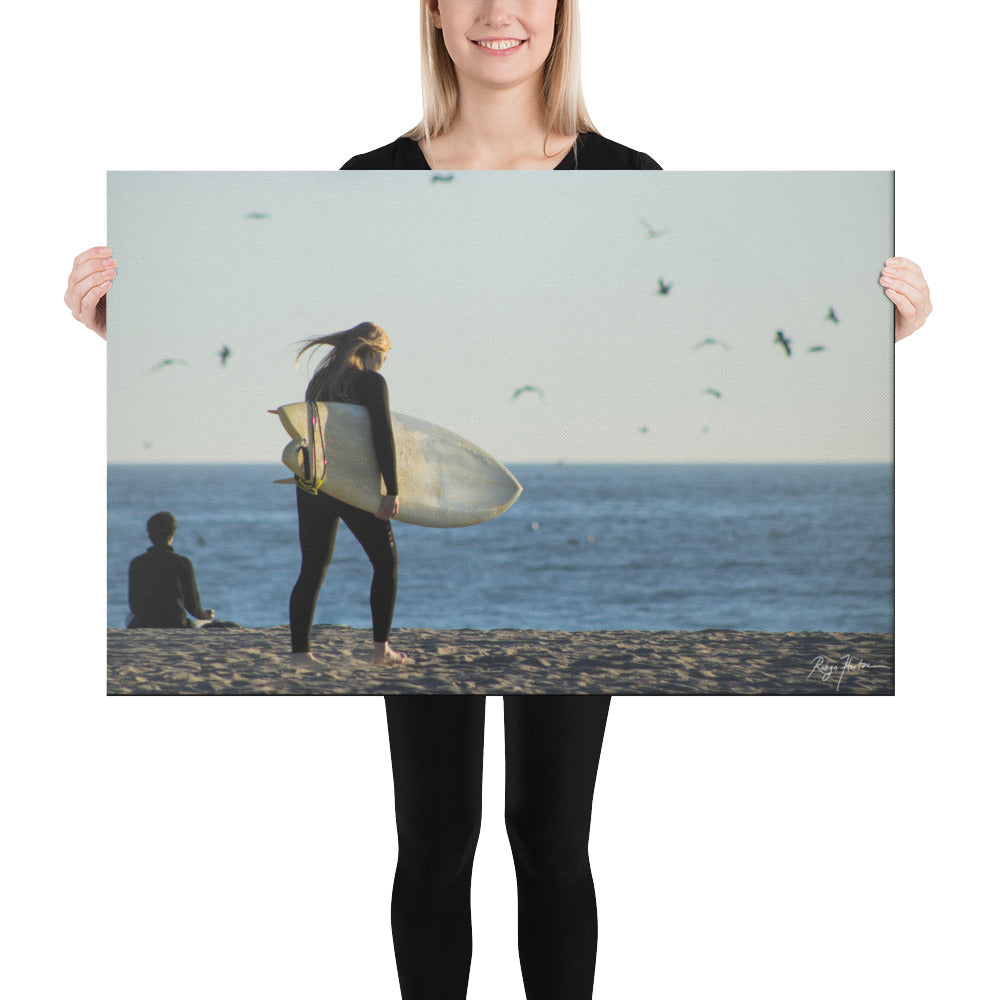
[{"left": 472, "top": 39, "right": 526, "bottom": 51}]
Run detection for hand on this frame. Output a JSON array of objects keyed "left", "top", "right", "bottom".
[
  {"left": 881, "top": 257, "right": 932, "bottom": 342},
  {"left": 65, "top": 246, "right": 116, "bottom": 339},
  {"left": 377, "top": 495, "right": 400, "bottom": 521}
]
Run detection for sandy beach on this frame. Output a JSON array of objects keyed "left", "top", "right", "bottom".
[{"left": 107, "top": 626, "right": 893, "bottom": 695}]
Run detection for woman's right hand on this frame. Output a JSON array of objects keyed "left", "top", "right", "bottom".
[
  {"left": 377, "top": 495, "right": 400, "bottom": 521},
  {"left": 65, "top": 246, "right": 116, "bottom": 339}
]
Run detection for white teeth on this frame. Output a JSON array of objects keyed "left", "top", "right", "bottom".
[{"left": 477, "top": 39, "right": 523, "bottom": 50}]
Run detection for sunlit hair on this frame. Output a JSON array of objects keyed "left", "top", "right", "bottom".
[
  {"left": 403, "top": 0, "right": 599, "bottom": 156},
  {"left": 297, "top": 322, "right": 391, "bottom": 403}
]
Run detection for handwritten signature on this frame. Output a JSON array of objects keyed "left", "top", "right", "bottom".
[{"left": 808, "top": 654, "right": 890, "bottom": 691}]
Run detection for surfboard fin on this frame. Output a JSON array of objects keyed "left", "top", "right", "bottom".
[{"left": 274, "top": 477, "right": 298, "bottom": 486}]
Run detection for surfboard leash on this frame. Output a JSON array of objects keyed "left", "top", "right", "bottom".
[{"left": 293, "top": 401, "right": 327, "bottom": 495}]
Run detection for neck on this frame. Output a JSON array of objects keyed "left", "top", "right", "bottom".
[{"left": 438, "top": 76, "right": 555, "bottom": 167}]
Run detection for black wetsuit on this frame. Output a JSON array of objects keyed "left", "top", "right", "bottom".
[
  {"left": 289, "top": 368, "right": 399, "bottom": 651},
  {"left": 343, "top": 133, "right": 662, "bottom": 1000},
  {"left": 128, "top": 544, "right": 210, "bottom": 628}
]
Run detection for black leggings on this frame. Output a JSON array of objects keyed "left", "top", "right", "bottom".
[
  {"left": 289, "top": 488, "right": 398, "bottom": 651},
  {"left": 386, "top": 694, "right": 611, "bottom": 1000}
]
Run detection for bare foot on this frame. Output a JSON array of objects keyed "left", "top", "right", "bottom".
[
  {"left": 373, "top": 643, "right": 410, "bottom": 665},
  {"left": 288, "top": 651, "right": 325, "bottom": 668}
]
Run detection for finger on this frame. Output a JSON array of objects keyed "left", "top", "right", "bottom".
[
  {"left": 884, "top": 278, "right": 930, "bottom": 327},
  {"left": 879, "top": 273, "right": 926, "bottom": 311},
  {"left": 884, "top": 286, "right": 917, "bottom": 320},
  {"left": 70, "top": 271, "right": 114, "bottom": 317},
  {"left": 885, "top": 256, "right": 923, "bottom": 277},
  {"left": 72, "top": 259, "right": 116, "bottom": 290},
  {"left": 72, "top": 246, "right": 113, "bottom": 270},
  {"left": 67, "top": 262, "right": 115, "bottom": 322},
  {"left": 886, "top": 287, "right": 922, "bottom": 341},
  {"left": 69, "top": 254, "right": 117, "bottom": 286},
  {"left": 78, "top": 278, "right": 112, "bottom": 325},
  {"left": 883, "top": 259, "right": 928, "bottom": 296}
]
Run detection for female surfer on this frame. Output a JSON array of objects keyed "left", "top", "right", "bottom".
[
  {"left": 65, "top": 2, "right": 933, "bottom": 998},
  {"left": 288, "top": 322, "right": 409, "bottom": 667}
]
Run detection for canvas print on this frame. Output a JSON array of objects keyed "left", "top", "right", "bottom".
[{"left": 107, "top": 171, "right": 893, "bottom": 694}]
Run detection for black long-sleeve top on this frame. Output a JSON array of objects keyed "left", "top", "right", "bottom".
[
  {"left": 341, "top": 131, "right": 662, "bottom": 170},
  {"left": 307, "top": 367, "right": 399, "bottom": 497},
  {"left": 128, "top": 544, "right": 210, "bottom": 628}
]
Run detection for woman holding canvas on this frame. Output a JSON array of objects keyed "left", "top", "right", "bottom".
[{"left": 65, "top": 3, "right": 931, "bottom": 998}]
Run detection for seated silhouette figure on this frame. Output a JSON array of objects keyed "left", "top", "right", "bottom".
[{"left": 128, "top": 511, "right": 215, "bottom": 629}]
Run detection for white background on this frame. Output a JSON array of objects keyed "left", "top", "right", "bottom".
[{"left": 4, "top": 2, "right": 997, "bottom": 997}]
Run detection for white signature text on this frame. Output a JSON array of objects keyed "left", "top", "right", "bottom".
[{"left": 808, "top": 654, "right": 890, "bottom": 691}]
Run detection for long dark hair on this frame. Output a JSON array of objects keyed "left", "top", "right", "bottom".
[{"left": 296, "top": 322, "right": 391, "bottom": 402}]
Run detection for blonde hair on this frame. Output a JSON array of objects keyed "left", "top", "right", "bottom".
[
  {"left": 403, "top": 0, "right": 599, "bottom": 152},
  {"left": 297, "top": 322, "right": 391, "bottom": 403}
]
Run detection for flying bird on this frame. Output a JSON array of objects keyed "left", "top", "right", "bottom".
[
  {"left": 825, "top": 306, "right": 840, "bottom": 324},
  {"left": 149, "top": 359, "right": 188, "bottom": 373},
  {"left": 431, "top": 173, "right": 455, "bottom": 182},
  {"left": 773, "top": 330, "right": 792, "bottom": 356},
  {"left": 512, "top": 385, "right": 545, "bottom": 402},
  {"left": 218, "top": 345, "right": 232, "bottom": 367},
  {"left": 693, "top": 338, "right": 731, "bottom": 351},
  {"left": 704, "top": 388, "right": 722, "bottom": 399},
  {"left": 657, "top": 278, "right": 673, "bottom": 296},
  {"left": 639, "top": 218, "right": 668, "bottom": 238},
  {"left": 807, "top": 345, "right": 827, "bottom": 352},
  {"left": 245, "top": 212, "right": 270, "bottom": 220}
]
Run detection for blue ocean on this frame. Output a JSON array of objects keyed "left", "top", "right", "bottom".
[{"left": 107, "top": 464, "right": 893, "bottom": 633}]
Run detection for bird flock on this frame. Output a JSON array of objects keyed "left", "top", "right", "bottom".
[
  {"left": 510, "top": 209, "right": 843, "bottom": 438},
  {"left": 145, "top": 197, "right": 845, "bottom": 449},
  {"left": 149, "top": 345, "right": 232, "bottom": 374},
  {"left": 649, "top": 215, "right": 839, "bottom": 434}
]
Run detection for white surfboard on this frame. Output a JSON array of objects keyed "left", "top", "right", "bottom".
[{"left": 272, "top": 401, "right": 522, "bottom": 528}]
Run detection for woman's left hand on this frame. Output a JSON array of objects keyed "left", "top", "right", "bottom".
[
  {"left": 377, "top": 495, "right": 400, "bottom": 521},
  {"left": 881, "top": 257, "right": 932, "bottom": 342}
]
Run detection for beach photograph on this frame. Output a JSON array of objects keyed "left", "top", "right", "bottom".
[{"left": 107, "top": 170, "right": 894, "bottom": 695}]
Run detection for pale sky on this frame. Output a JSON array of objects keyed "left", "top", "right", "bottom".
[{"left": 108, "top": 170, "right": 893, "bottom": 464}]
